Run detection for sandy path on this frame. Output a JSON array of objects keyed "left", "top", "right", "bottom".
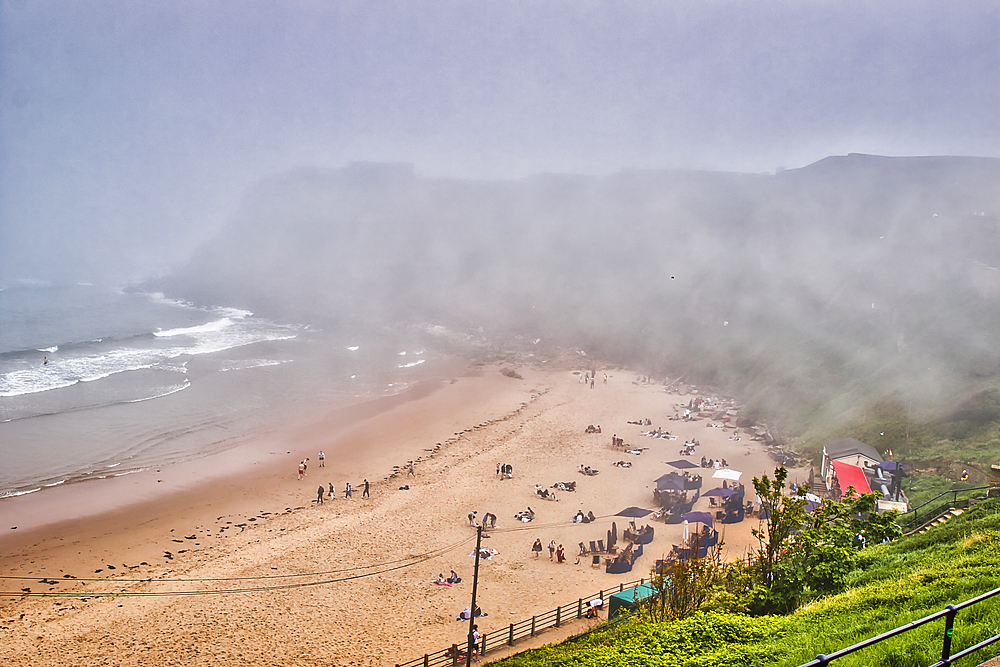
[{"left": 0, "top": 364, "right": 805, "bottom": 665}]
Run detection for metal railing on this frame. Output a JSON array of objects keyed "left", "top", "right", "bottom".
[
  {"left": 799, "top": 586, "right": 1000, "bottom": 667},
  {"left": 902, "top": 486, "right": 991, "bottom": 530},
  {"left": 395, "top": 578, "right": 649, "bottom": 667}
]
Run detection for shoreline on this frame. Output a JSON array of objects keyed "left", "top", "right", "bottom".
[
  {"left": 1, "top": 363, "right": 806, "bottom": 665},
  {"left": 0, "top": 355, "right": 474, "bottom": 562}
]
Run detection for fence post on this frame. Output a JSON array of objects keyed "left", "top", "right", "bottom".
[
  {"left": 423, "top": 655, "right": 428, "bottom": 667},
  {"left": 620, "top": 583, "right": 624, "bottom": 592},
  {"left": 578, "top": 598, "right": 583, "bottom": 618},
  {"left": 451, "top": 644, "right": 459, "bottom": 666},
  {"left": 531, "top": 616, "right": 536, "bottom": 637},
  {"left": 556, "top": 606, "right": 561, "bottom": 627},
  {"left": 941, "top": 604, "right": 957, "bottom": 665},
  {"left": 481, "top": 632, "right": 487, "bottom": 657},
  {"left": 508, "top": 623, "right": 514, "bottom": 646}
]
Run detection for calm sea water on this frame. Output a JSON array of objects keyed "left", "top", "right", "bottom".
[{"left": 0, "top": 283, "right": 446, "bottom": 499}]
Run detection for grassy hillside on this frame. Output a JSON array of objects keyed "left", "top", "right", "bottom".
[{"left": 492, "top": 499, "right": 1000, "bottom": 667}]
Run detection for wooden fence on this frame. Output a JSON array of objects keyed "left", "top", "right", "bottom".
[{"left": 395, "top": 578, "right": 649, "bottom": 667}]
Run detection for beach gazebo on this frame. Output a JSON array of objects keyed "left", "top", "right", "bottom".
[{"left": 608, "top": 583, "right": 656, "bottom": 619}]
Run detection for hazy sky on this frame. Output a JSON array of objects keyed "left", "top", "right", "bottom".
[{"left": 1, "top": 0, "right": 998, "bottom": 282}]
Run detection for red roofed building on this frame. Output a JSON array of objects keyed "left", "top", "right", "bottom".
[{"left": 831, "top": 459, "right": 872, "bottom": 499}]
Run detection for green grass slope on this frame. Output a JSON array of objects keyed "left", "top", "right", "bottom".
[{"left": 492, "top": 499, "right": 1000, "bottom": 667}]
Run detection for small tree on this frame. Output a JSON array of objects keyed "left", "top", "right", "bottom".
[
  {"left": 643, "top": 534, "right": 734, "bottom": 621},
  {"left": 749, "top": 466, "right": 808, "bottom": 614},
  {"left": 749, "top": 469, "right": 905, "bottom": 613}
]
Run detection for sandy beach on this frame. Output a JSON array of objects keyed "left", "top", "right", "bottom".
[{"left": 0, "top": 361, "right": 804, "bottom": 665}]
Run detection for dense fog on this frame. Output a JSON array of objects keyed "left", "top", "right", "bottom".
[{"left": 3, "top": 2, "right": 999, "bottom": 437}]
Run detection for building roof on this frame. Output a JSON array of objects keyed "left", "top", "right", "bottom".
[
  {"left": 832, "top": 460, "right": 872, "bottom": 498},
  {"left": 824, "top": 438, "right": 882, "bottom": 463}
]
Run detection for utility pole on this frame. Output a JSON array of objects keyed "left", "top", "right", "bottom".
[{"left": 467, "top": 524, "right": 483, "bottom": 667}]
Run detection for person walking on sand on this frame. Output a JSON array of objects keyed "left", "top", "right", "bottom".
[
  {"left": 345, "top": 481, "right": 352, "bottom": 499},
  {"left": 532, "top": 538, "right": 543, "bottom": 558},
  {"left": 407, "top": 462, "right": 415, "bottom": 477},
  {"left": 316, "top": 485, "right": 324, "bottom": 505},
  {"left": 328, "top": 482, "right": 335, "bottom": 500},
  {"left": 362, "top": 479, "right": 370, "bottom": 498},
  {"left": 556, "top": 544, "right": 566, "bottom": 563},
  {"left": 298, "top": 461, "right": 305, "bottom": 480},
  {"left": 318, "top": 451, "right": 325, "bottom": 467},
  {"left": 548, "top": 539, "right": 556, "bottom": 560}
]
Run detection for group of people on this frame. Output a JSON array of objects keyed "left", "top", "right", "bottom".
[
  {"left": 572, "top": 509, "right": 597, "bottom": 523},
  {"left": 467, "top": 511, "right": 498, "bottom": 530},
  {"left": 584, "top": 424, "right": 602, "bottom": 433},
  {"left": 640, "top": 427, "right": 675, "bottom": 439},
  {"left": 700, "top": 456, "right": 728, "bottom": 469},
  {"left": 432, "top": 570, "right": 463, "bottom": 586},
  {"left": 578, "top": 464, "right": 599, "bottom": 476},
  {"left": 534, "top": 485, "right": 557, "bottom": 500},
  {"left": 496, "top": 463, "right": 514, "bottom": 479},
  {"left": 515, "top": 507, "right": 535, "bottom": 522},
  {"left": 314, "top": 479, "right": 370, "bottom": 504},
  {"left": 532, "top": 538, "right": 566, "bottom": 563}
]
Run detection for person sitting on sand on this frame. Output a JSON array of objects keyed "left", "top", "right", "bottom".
[
  {"left": 433, "top": 574, "right": 451, "bottom": 586},
  {"left": 448, "top": 569, "right": 462, "bottom": 584}
]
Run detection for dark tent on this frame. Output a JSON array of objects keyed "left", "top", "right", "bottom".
[
  {"left": 615, "top": 507, "right": 653, "bottom": 518},
  {"left": 665, "top": 459, "right": 700, "bottom": 469},
  {"left": 609, "top": 583, "right": 656, "bottom": 619},
  {"left": 703, "top": 487, "right": 738, "bottom": 497},
  {"left": 655, "top": 473, "right": 688, "bottom": 491}
]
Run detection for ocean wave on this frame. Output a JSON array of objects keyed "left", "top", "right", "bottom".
[
  {"left": 0, "top": 487, "right": 41, "bottom": 499},
  {"left": 211, "top": 306, "right": 253, "bottom": 319},
  {"left": 398, "top": 359, "right": 426, "bottom": 368},
  {"left": 347, "top": 346, "right": 360, "bottom": 351},
  {"left": 154, "top": 318, "right": 234, "bottom": 338},
  {"left": 38, "top": 346, "right": 58, "bottom": 353},
  {"left": 218, "top": 360, "right": 288, "bottom": 372},
  {"left": 125, "top": 379, "right": 191, "bottom": 402},
  {"left": 140, "top": 291, "right": 198, "bottom": 310},
  {"left": 44, "top": 480, "right": 66, "bottom": 487}
]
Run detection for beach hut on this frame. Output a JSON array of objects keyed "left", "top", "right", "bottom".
[{"left": 608, "top": 583, "right": 656, "bottom": 619}]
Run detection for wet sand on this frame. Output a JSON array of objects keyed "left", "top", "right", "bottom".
[{"left": 0, "top": 362, "right": 804, "bottom": 665}]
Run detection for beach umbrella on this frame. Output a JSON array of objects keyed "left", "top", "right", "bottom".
[
  {"left": 712, "top": 468, "right": 742, "bottom": 481},
  {"left": 614, "top": 507, "right": 653, "bottom": 518},
  {"left": 665, "top": 459, "right": 700, "bottom": 470},
  {"left": 682, "top": 511, "right": 714, "bottom": 527},
  {"left": 703, "top": 487, "right": 738, "bottom": 498},
  {"left": 655, "top": 473, "right": 688, "bottom": 491}
]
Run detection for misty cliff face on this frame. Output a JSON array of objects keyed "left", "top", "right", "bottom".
[{"left": 156, "top": 155, "right": 1000, "bottom": 430}]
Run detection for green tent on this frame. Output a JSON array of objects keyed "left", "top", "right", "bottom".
[{"left": 608, "top": 583, "right": 656, "bottom": 618}]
